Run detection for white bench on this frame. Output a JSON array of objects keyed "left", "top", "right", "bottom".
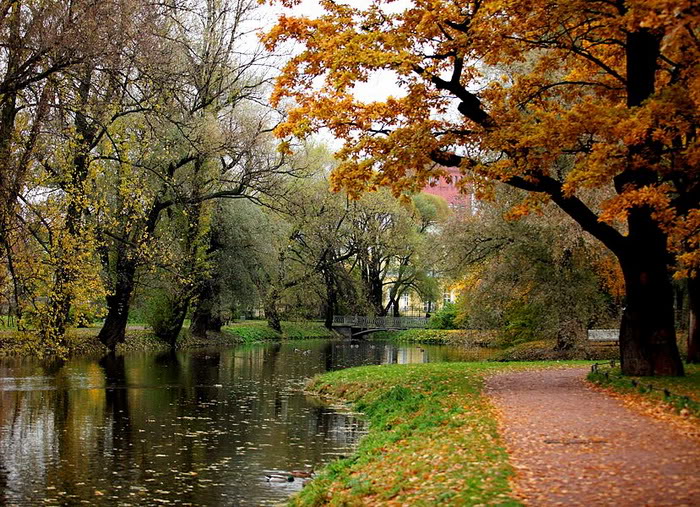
[{"left": 587, "top": 329, "right": 619, "bottom": 342}]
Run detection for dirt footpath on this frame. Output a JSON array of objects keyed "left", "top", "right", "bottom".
[{"left": 486, "top": 367, "right": 700, "bottom": 506}]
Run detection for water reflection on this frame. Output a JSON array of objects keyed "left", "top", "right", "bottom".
[{"left": 0, "top": 339, "right": 484, "bottom": 505}]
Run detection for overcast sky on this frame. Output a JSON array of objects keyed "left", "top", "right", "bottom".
[
  {"left": 257, "top": 0, "right": 409, "bottom": 102},
  {"left": 249, "top": 0, "right": 413, "bottom": 149}
]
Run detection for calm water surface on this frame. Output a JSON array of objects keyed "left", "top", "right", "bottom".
[{"left": 0, "top": 339, "right": 479, "bottom": 505}]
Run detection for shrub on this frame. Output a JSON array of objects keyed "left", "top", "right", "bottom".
[
  {"left": 143, "top": 289, "right": 177, "bottom": 338},
  {"left": 498, "top": 302, "right": 547, "bottom": 346},
  {"left": 428, "top": 302, "right": 458, "bottom": 329}
]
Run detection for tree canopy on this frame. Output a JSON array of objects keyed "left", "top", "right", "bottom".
[{"left": 264, "top": 0, "right": 699, "bottom": 375}]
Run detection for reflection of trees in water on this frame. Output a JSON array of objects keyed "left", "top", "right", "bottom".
[
  {"left": 312, "top": 409, "right": 366, "bottom": 446},
  {"left": 0, "top": 340, "right": 444, "bottom": 504},
  {"left": 0, "top": 391, "right": 57, "bottom": 501},
  {"left": 322, "top": 341, "right": 334, "bottom": 371},
  {"left": 262, "top": 342, "right": 282, "bottom": 378},
  {"left": 0, "top": 461, "right": 8, "bottom": 504},
  {"left": 0, "top": 356, "right": 114, "bottom": 503},
  {"left": 99, "top": 353, "right": 133, "bottom": 468}
]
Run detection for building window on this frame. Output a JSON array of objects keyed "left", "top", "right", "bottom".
[{"left": 442, "top": 291, "right": 452, "bottom": 304}]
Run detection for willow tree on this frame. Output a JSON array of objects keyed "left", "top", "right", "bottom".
[
  {"left": 95, "top": 0, "right": 287, "bottom": 349},
  {"left": 264, "top": 0, "right": 699, "bottom": 375}
]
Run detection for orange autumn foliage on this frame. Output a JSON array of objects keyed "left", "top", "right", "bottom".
[{"left": 263, "top": 0, "right": 700, "bottom": 277}]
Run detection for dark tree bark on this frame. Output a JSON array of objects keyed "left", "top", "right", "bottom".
[
  {"left": 190, "top": 279, "right": 215, "bottom": 339},
  {"left": 357, "top": 251, "right": 385, "bottom": 316},
  {"left": 265, "top": 288, "right": 282, "bottom": 334},
  {"left": 616, "top": 208, "right": 684, "bottom": 376},
  {"left": 209, "top": 316, "right": 223, "bottom": 333},
  {"left": 323, "top": 269, "right": 337, "bottom": 330},
  {"left": 608, "top": 30, "right": 682, "bottom": 376},
  {"left": 367, "top": 265, "right": 385, "bottom": 316},
  {"left": 688, "top": 276, "right": 700, "bottom": 364},
  {"left": 97, "top": 255, "right": 136, "bottom": 350},
  {"left": 190, "top": 300, "right": 224, "bottom": 336},
  {"left": 189, "top": 306, "right": 210, "bottom": 339},
  {"left": 266, "top": 305, "right": 282, "bottom": 334},
  {"left": 156, "top": 298, "right": 190, "bottom": 347}
]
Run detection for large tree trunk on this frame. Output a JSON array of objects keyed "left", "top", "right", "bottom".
[
  {"left": 392, "top": 299, "right": 400, "bottom": 317},
  {"left": 617, "top": 221, "right": 684, "bottom": 376},
  {"left": 190, "top": 278, "right": 215, "bottom": 339},
  {"left": 98, "top": 257, "right": 136, "bottom": 350},
  {"left": 613, "top": 30, "right": 682, "bottom": 376},
  {"left": 190, "top": 295, "right": 222, "bottom": 337},
  {"left": 687, "top": 276, "right": 700, "bottom": 364},
  {"left": 370, "top": 268, "right": 386, "bottom": 316},
  {"left": 264, "top": 288, "right": 282, "bottom": 334},
  {"left": 189, "top": 306, "right": 210, "bottom": 339},
  {"left": 157, "top": 298, "right": 190, "bottom": 347},
  {"left": 0, "top": 4, "right": 21, "bottom": 252},
  {"left": 323, "top": 270, "right": 337, "bottom": 330}
]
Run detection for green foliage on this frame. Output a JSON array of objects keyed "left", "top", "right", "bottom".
[
  {"left": 441, "top": 192, "right": 621, "bottom": 347},
  {"left": 143, "top": 289, "right": 178, "bottom": 339},
  {"left": 382, "top": 328, "right": 498, "bottom": 346},
  {"left": 428, "top": 302, "right": 458, "bottom": 329},
  {"left": 222, "top": 323, "right": 280, "bottom": 342},
  {"left": 499, "top": 302, "right": 546, "bottom": 346},
  {"left": 412, "top": 193, "right": 449, "bottom": 231}
]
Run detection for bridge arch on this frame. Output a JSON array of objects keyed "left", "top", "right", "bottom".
[{"left": 332, "top": 315, "right": 429, "bottom": 339}]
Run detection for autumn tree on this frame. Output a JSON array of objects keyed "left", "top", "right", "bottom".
[
  {"left": 31, "top": 1, "right": 169, "bottom": 349},
  {"left": 344, "top": 189, "right": 420, "bottom": 316},
  {"left": 384, "top": 193, "right": 447, "bottom": 317},
  {"left": 264, "top": 0, "right": 699, "bottom": 375},
  {"left": 441, "top": 189, "right": 624, "bottom": 349},
  {"left": 0, "top": 0, "right": 107, "bottom": 246},
  {"left": 0, "top": 1, "right": 165, "bottom": 351}
]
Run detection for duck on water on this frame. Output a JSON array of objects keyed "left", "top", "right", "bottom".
[{"left": 265, "top": 470, "right": 314, "bottom": 482}]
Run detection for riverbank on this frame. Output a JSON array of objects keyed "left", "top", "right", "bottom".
[
  {"left": 293, "top": 361, "right": 588, "bottom": 506},
  {"left": 373, "top": 329, "right": 620, "bottom": 361},
  {"left": 0, "top": 320, "right": 337, "bottom": 357}
]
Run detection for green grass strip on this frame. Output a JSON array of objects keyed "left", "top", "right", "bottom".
[
  {"left": 220, "top": 320, "right": 335, "bottom": 343},
  {"left": 588, "top": 364, "right": 700, "bottom": 417}
]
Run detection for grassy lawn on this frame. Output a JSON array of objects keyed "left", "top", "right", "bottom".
[
  {"left": 373, "top": 328, "right": 498, "bottom": 346},
  {"left": 0, "top": 320, "right": 336, "bottom": 356},
  {"left": 294, "top": 361, "right": 588, "bottom": 506},
  {"left": 219, "top": 320, "right": 335, "bottom": 343},
  {"left": 588, "top": 363, "right": 700, "bottom": 417}
]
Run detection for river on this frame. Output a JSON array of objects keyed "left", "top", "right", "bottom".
[{"left": 0, "top": 339, "right": 484, "bottom": 505}]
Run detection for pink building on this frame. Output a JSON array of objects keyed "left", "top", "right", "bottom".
[{"left": 421, "top": 166, "right": 472, "bottom": 210}]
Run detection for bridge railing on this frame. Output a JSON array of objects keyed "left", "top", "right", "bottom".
[{"left": 332, "top": 315, "right": 429, "bottom": 329}]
